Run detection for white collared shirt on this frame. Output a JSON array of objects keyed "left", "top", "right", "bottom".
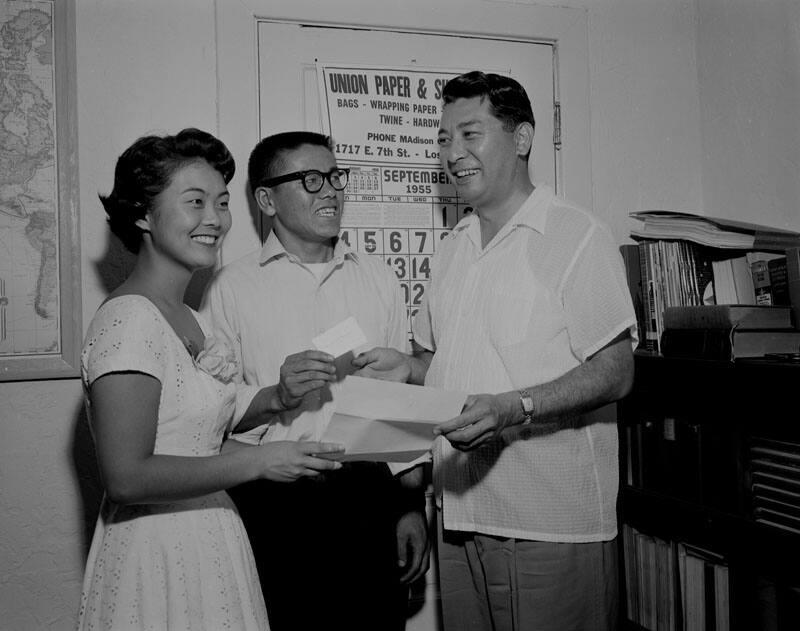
[
  {"left": 201, "top": 231, "right": 409, "bottom": 443},
  {"left": 413, "top": 184, "right": 637, "bottom": 542}
]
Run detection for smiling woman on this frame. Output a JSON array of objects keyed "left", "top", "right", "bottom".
[
  {"left": 97, "top": 129, "right": 237, "bottom": 353},
  {"left": 101, "top": 128, "right": 235, "bottom": 255},
  {"left": 76, "top": 128, "right": 344, "bottom": 630},
  {"left": 136, "top": 160, "right": 232, "bottom": 275}
]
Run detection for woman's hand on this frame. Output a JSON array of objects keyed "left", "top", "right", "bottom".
[{"left": 257, "top": 441, "right": 345, "bottom": 482}]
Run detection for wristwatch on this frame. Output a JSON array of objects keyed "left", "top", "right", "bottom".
[{"left": 518, "top": 389, "right": 534, "bottom": 425}]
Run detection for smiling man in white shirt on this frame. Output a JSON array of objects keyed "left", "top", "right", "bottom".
[
  {"left": 202, "top": 131, "right": 428, "bottom": 631},
  {"left": 355, "top": 71, "right": 637, "bottom": 631}
]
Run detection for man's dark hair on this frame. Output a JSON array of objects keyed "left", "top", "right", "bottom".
[
  {"left": 248, "top": 131, "right": 333, "bottom": 194},
  {"left": 442, "top": 71, "right": 535, "bottom": 133},
  {"left": 100, "top": 128, "right": 235, "bottom": 253}
]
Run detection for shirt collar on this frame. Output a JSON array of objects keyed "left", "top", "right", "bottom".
[
  {"left": 507, "top": 183, "right": 552, "bottom": 235},
  {"left": 453, "top": 183, "right": 554, "bottom": 245},
  {"left": 258, "top": 230, "right": 360, "bottom": 266}
]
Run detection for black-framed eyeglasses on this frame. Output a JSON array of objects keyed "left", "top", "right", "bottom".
[{"left": 261, "top": 168, "right": 350, "bottom": 193}]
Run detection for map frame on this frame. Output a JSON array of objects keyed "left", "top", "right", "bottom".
[{"left": 0, "top": 0, "right": 80, "bottom": 382}]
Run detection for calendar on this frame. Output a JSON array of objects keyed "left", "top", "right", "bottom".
[
  {"left": 317, "top": 62, "right": 472, "bottom": 332},
  {"left": 339, "top": 164, "right": 472, "bottom": 324}
]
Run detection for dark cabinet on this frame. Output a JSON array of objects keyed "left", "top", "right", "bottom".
[{"left": 618, "top": 352, "right": 800, "bottom": 630}]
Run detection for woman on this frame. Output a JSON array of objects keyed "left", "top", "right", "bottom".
[{"left": 78, "top": 128, "right": 342, "bottom": 630}]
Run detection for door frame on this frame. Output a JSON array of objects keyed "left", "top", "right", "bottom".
[{"left": 216, "top": 0, "right": 590, "bottom": 260}]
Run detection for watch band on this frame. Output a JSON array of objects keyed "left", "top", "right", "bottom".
[{"left": 519, "top": 389, "right": 534, "bottom": 425}]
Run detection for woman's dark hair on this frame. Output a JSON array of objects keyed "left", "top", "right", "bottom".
[
  {"left": 100, "top": 128, "right": 235, "bottom": 253},
  {"left": 442, "top": 71, "right": 535, "bottom": 133}
]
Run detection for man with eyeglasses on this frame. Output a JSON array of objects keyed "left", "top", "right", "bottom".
[{"left": 201, "top": 131, "right": 428, "bottom": 631}]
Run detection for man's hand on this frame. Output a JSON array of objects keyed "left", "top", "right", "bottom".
[
  {"left": 277, "top": 350, "right": 336, "bottom": 409},
  {"left": 396, "top": 510, "right": 430, "bottom": 584},
  {"left": 352, "top": 347, "right": 411, "bottom": 383},
  {"left": 434, "top": 392, "right": 518, "bottom": 451}
]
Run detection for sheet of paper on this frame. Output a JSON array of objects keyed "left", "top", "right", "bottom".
[
  {"left": 312, "top": 316, "right": 368, "bottom": 358},
  {"left": 321, "top": 375, "right": 467, "bottom": 461}
]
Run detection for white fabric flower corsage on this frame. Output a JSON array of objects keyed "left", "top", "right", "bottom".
[{"left": 194, "top": 336, "right": 238, "bottom": 384}]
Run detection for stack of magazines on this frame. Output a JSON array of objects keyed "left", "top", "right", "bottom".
[{"left": 630, "top": 210, "right": 800, "bottom": 252}]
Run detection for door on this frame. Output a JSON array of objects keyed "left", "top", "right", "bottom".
[
  {"left": 255, "top": 22, "right": 557, "bottom": 325},
  {"left": 246, "top": 21, "right": 560, "bottom": 631}
]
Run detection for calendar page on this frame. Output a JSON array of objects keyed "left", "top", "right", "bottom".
[
  {"left": 340, "top": 164, "right": 472, "bottom": 323},
  {"left": 317, "top": 63, "right": 474, "bottom": 331}
]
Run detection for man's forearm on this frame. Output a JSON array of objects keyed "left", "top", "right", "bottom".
[
  {"left": 235, "top": 385, "right": 281, "bottom": 433},
  {"left": 396, "top": 463, "right": 428, "bottom": 517},
  {"left": 506, "top": 333, "right": 634, "bottom": 430}
]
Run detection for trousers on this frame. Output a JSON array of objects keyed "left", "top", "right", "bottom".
[
  {"left": 228, "top": 462, "right": 409, "bottom": 631},
  {"left": 437, "top": 510, "right": 618, "bottom": 631}
]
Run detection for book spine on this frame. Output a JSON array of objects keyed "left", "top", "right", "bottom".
[
  {"left": 661, "top": 241, "right": 675, "bottom": 308},
  {"left": 731, "top": 256, "right": 757, "bottom": 304},
  {"left": 623, "top": 524, "right": 640, "bottom": 625},
  {"left": 640, "top": 242, "right": 659, "bottom": 352},
  {"left": 659, "top": 328, "right": 732, "bottom": 360},
  {"left": 693, "top": 245, "right": 715, "bottom": 305},
  {"left": 652, "top": 243, "right": 665, "bottom": 348},
  {"left": 681, "top": 241, "right": 698, "bottom": 305},
  {"left": 784, "top": 248, "right": 800, "bottom": 328},
  {"left": 751, "top": 260, "right": 773, "bottom": 305},
  {"left": 620, "top": 245, "right": 645, "bottom": 349},
  {"left": 768, "top": 256, "right": 790, "bottom": 307}
]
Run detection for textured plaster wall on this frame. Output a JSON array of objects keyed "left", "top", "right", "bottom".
[
  {"left": 3, "top": 0, "right": 795, "bottom": 629},
  {"left": 0, "top": 379, "right": 94, "bottom": 630},
  {"left": 585, "top": 0, "right": 705, "bottom": 244},
  {"left": 697, "top": 0, "right": 800, "bottom": 231},
  {"left": 504, "top": 0, "right": 705, "bottom": 244}
]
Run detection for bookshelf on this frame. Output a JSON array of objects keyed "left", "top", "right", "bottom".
[
  {"left": 622, "top": 240, "right": 800, "bottom": 357},
  {"left": 618, "top": 352, "right": 800, "bottom": 631}
]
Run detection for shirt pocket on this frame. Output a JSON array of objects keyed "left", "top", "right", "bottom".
[
  {"left": 485, "top": 286, "right": 536, "bottom": 348},
  {"left": 488, "top": 283, "right": 572, "bottom": 388}
]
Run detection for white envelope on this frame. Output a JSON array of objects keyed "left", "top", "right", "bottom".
[
  {"left": 321, "top": 375, "right": 467, "bottom": 462},
  {"left": 312, "top": 316, "right": 368, "bottom": 358}
]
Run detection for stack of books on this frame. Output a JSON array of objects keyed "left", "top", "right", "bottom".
[
  {"left": 659, "top": 304, "right": 800, "bottom": 361},
  {"left": 710, "top": 251, "right": 791, "bottom": 307},
  {"left": 677, "top": 542, "right": 730, "bottom": 631},
  {"left": 621, "top": 241, "right": 714, "bottom": 353},
  {"left": 623, "top": 524, "right": 731, "bottom": 631}
]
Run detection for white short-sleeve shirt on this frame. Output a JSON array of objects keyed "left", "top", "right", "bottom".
[
  {"left": 201, "top": 232, "right": 410, "bottom": 444},
  {"left": 413, "top": 185, "right": 637, "bottom": 542}
]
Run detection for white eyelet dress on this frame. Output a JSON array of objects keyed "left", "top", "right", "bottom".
[{"left": 77, "top": 295, "right": 269, "bottom": 630}]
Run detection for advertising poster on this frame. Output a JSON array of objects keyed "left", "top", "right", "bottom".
[{"left": 316, "top": 63, "right": 473, "bottom": 326}]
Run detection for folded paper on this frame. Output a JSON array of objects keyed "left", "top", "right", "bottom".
[{"left": 321, "top": 375, "right": 467, "bottom": 462}]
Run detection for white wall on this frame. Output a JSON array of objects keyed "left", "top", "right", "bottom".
[
  {"left": 1, "top": 0, "right": 796, "bottom": 628},
  {"left": 697, "top": 0, "right": 800, "bottom": 232},
  {"left": 587, "top": 0, "right": 705, "bottom": 243}
]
